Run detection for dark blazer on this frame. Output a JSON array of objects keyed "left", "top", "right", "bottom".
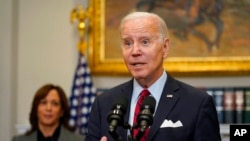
[
  {"left": 12, "top": 126, "right": 85, "bottom": 141},
  {"left": 86, "top": 74, "right": 221, "bottom": 141}
]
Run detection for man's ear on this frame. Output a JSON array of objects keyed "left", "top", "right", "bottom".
[{"left": 163, "top": 38, "right": 170, "bottom": 58}]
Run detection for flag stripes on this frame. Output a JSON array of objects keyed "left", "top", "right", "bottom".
[{"left": 69, "top": 53, "right": 96, "bottom": 135}]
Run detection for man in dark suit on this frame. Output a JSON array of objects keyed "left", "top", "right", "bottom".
[{"left": 86, "top": 12, "right": 221, "bottom": 141}]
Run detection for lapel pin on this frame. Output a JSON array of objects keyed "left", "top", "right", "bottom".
[{"left": 166, "top": 94, "right": 173, "bottom": 98}]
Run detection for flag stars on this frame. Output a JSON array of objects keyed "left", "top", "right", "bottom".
[
  {"left": 69, "top": 53, "right": 97, "bottom": 135},
  {"left": 82, "top": 97, "right": 89, "bottom": 104}
]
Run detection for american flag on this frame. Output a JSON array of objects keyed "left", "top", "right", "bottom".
[{"left": 69, "top": 52, "right": 96, "bottom": 135}]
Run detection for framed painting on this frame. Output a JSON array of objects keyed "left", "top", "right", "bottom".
[{"left": 88, "top": 0, "right": 250, "bottom": 76}]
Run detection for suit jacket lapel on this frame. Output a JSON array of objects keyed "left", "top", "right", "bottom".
[
  {"left": 26, "top": 131, "right": 37, "bottom": 141},
  {"left": 59, "top": 126, "right": 67, "bottom": 141},
  {"left": 117, "top": 79, "right": 134, "bottom": 141},
  {"left": 148, "top": 75, "right": 181, "bottom": 141}
]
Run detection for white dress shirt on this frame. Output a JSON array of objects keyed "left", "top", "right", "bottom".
[{"left": 128, "top": 71, "right": 168, "bottom": 127}]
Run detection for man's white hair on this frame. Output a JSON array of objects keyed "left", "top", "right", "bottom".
[{"left": 119, "top": 12, "right": 169, "bottom": 40}]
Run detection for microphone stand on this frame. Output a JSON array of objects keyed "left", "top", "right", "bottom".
[
  {"left": 127, "top": 123, "right": 146, "bottom": 141},
  {"left": 109, "top": 122, "right": 132, "bottom": 141},
  {"left": 109, "top": 122, "right": 146, "bottom": 141},
  {"left": 134, "top": 130, "right": 145, "bottom": 141},
  {"left": 108, "top": 95, "right": 155, "bottom": 141},
  {"left": 109, "top": 130, "right": 123, "bottom": 141}
]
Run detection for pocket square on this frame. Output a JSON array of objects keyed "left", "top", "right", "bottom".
[{"left": 160, "top": 119, "right": 183, "bottom": 128}]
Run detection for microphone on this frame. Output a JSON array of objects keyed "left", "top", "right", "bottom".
[
  {"left": 107, "top": 95, "right": 128, "bottom": 133},
  {"left": 137, "top": 96, "right": 156, "bottom": 132}
]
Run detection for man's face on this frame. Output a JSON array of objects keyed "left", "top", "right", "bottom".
[{"left": 120, "top": 16, "right": 169, "bottom": 86}]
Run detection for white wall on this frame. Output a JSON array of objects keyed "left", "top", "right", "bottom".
[
  {"left": 16, "top": 0, "right": 77, "bottom": 126},
  {"left": 0, "top": 0, "right": 250, "bottom": 141},
  {"left": 0, "top": 0, "right": 84, "bottom": 140},
  {"left": 0, "top": 0, "right": 16, "bottom": 140}
]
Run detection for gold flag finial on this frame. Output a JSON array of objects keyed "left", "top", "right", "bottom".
[{"left": 70, "top": 4, "right": 92, "bottom": 55}]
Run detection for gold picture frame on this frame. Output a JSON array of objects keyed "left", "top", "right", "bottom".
[{"left": 88, "top": 0, "right": 250, "bottom": 76}]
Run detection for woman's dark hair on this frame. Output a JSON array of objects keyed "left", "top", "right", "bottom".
[{"left": 25, "top": 84, "right": 74, "bottom": 135}]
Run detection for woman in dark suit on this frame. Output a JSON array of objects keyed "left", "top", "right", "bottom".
[{"left": 12, "top": 84, "right": 85, "bottom": 141}]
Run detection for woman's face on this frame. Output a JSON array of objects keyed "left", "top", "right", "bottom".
[{"left": 37, "top": 89, "right": 63, "bottom": 128}]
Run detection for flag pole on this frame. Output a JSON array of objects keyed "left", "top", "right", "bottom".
[
  {"left": 69, "top": 1, "right": 96, "bottom": 135},
  {"left": 70, "top": 2, "right": 92, "bottom": 56}
]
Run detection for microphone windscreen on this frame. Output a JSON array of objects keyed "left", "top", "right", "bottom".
[
  {"left": 112, "top": 95, "right": 129, "bottom": 112},
  {"left": 141, "top": 96, "right": 156, "bottom": 113}
]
